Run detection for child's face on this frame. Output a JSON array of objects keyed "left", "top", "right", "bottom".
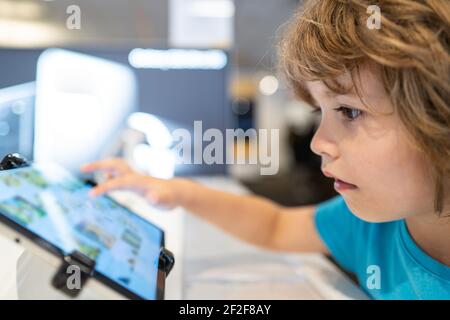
[{"left": 306, "top": 65, "right": 436, "bottom": 222}]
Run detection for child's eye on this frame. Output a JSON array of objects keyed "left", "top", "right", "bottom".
[{"left": 334, "top": 105, "right": 362, "bottom": 121}]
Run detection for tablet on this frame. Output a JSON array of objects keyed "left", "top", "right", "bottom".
[{"left": 0, "top": 162, "right": 165, "bottom": 300}]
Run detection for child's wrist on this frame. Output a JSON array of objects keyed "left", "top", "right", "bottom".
[{"left": 172, "top": 178, "right": 197, "bottom": 208}]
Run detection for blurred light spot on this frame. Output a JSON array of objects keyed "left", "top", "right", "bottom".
[
  {"left": 259, "top": 75, "right": 279, "bottom": 96},
  {"left": 127, "top": 112, "right": 173, "bottom": 149},
  {"left": 0, "top": 20, "right": 61, "bottom": 47},
  {"left": 129, "top": 48, "right": 227, "bottom": 70},
  {"left": 0, "top": 1, "right": 44, "bottom": 19}
]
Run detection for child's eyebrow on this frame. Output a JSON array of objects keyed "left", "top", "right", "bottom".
[
  {"left": 305, "top": 82, "right": 360, "bottom": 108},
  {"left": 309, "top": 92, "right": 365, "bottom": 111},
  {"left": 327, "top": 90, "right": 358, "bottom": 100},
  {"left": 309, "top": 92, "right": 355, "bottom": 106}
]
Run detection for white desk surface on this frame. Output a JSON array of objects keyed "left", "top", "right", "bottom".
[{"left": 0, "top": 175, "right": 368, "bottom": 300}]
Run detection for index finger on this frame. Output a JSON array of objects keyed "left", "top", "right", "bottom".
[
  {"left": 88, "top": 175, "right": 145, "bottom": 197},
  {"left": 80, "top": 158, "right": 124, "bottom": 173}
]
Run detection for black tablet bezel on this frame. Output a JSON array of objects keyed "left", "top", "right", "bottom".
[{"left": 0, "top": 164, "right": 167, "bottom": 300}]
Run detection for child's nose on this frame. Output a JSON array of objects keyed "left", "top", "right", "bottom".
[{"left": 310, "top": 121, "right": 339, "bottom": 160}]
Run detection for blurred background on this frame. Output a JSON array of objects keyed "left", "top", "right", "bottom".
[{"left": 0, "top": 0, "right": 335, "bottom": 206}]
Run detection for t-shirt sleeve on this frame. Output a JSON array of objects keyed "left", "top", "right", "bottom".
[{"left": 314, "top": 195, "right": 361, "bottom": 274}]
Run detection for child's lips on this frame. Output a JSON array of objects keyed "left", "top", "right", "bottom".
[
  {"left": 333, "top": 178, "right": 357, "bottom": 192},
  {"left": 322, "top": 170, "right": 358, "bottom": 192}
]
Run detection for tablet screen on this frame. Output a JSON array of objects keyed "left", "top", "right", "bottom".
[{"left": 0, "top": 163, "right": 163, "bottom": 300}]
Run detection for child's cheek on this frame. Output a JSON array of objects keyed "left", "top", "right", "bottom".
[
  {"left": 341, "top": 134, "right": 412, "bottom": 221},
  {"left": 359, "top": 136, "right": 433, "bottom": 220}
]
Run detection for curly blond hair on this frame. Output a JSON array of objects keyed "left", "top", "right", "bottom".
[{"left": 280, "top": 0, "right": 450, "bottom": 215}]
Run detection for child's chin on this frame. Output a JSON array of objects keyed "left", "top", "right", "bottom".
[
  {"left": 355, "top": 213, "right": 395, "bottom": 223},
  {"left": 345, "top": 201, "right": 398, "bottom": 223}
]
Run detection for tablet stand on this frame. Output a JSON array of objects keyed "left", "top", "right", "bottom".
[
  {"left": 0, "top": 153, "right": 29, "bottom": 170},
  {"left": 0, "top": 153, "right": 175, "bottom": 299},
  {"left": 52, "top": 251, "right": 96, "bottom": 297}
]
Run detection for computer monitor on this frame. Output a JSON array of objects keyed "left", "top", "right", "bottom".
[
  {"left": 0, "top": 82, "right": 35, "bottom": 160},
  {"left": 34, "top": 49, "right": 138, "bottom": 175},
  {"left": 0, "top": 47, "right": 232, "bottom": 175}
]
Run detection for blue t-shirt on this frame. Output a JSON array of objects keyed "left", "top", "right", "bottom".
[{"left": 314, "top": 195, "right": 450, "bottom": 299}]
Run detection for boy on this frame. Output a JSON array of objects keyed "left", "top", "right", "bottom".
[{"left": 82, "top": 0, "right": 450, "bottom": 299}]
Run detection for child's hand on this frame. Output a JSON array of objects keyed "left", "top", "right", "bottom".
[
  {"left": 80, "top": 158, "right": 189, "bottom": 209},
  {"left": 81, "top": 158, "right": 135, "bottom": 179}
]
